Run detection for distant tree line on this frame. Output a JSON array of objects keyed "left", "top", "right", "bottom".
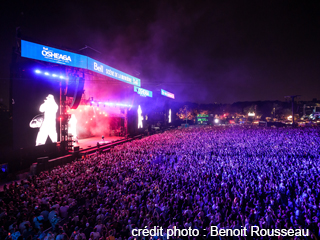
[{"left": 172, "top": 99, "right": 320, "bottom": 122}]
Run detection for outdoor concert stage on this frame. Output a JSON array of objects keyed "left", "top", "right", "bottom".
[
  {"left": 8, "top": 38, "right": 174, "bottom": 175},
  {"left": 74, "top": 136, "right": 125, "bottom": 150}
]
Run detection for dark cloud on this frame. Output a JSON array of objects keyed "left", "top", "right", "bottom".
[{"left": 1, "top": 0, "right": 320, "bottom": 105}]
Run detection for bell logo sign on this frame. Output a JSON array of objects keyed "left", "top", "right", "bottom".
[{"left": 94, "top": 62, "right": 104, "bottom": 73}]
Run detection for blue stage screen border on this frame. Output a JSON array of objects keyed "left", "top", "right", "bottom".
[
  {"left": 87, "top": 58, "right": 140, "bottom": 87},
  {"left": 21, "top": 40, "right": 140, "bottom": 87}
]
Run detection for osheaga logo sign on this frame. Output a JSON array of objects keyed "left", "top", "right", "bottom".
[
  {"left": 41, "top": 47, "right": 72, "bottom": 63},
  {"left": 138, "top": 88, "right": 151, "bottom": 97},
  {"left": 134, "top": 86, "right": 152, "bottom": 97}
]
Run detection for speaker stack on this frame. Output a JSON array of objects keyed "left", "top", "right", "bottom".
[{"left": 66, "top": 75, "right": 85, "bottom": 109}]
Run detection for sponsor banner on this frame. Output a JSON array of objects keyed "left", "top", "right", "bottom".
[
  {"left": 161, "top": 89, "right": 175, "bottom": 99},
  {"left": 21, "top": 40, "right": 141, "bottom": 87},
  {"left": 134, "top": 86, "right": 153, "bottom": 97},
  {"left": 88, "top": 58, "right": 140, "bottom": 87},
  {"left": 21, "top": 40, "right": 87, "bottom": 68}
]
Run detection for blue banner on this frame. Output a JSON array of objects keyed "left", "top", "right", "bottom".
[
  {"left": 161, "top": 89, "right": 175, "bottom": 99},
  {"left": 21, "top": 40, "right": 141, "bottom": 87},
  {"left": 21, "top": 40, "right": 88, "bottom": 69},
  {"left": 87, "top": 58, "right": 140, "bottom": 87},
  {"left": 134, "top": 86, "right": 153, "bottom": 97}
]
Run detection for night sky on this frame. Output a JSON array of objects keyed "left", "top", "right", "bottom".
[{"left": 0, "top": 0, "right": 319, "bottom": 105}]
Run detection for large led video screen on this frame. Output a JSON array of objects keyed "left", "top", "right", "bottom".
[{"left": 12, "top": 64, "right": 60, "bottom": 149}]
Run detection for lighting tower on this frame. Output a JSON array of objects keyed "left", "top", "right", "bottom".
[{"left": 285, "top": 95, "right": 300, "bottom": 127}]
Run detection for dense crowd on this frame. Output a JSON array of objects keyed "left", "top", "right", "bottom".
[{"left": 0, "top": 126, "right": 320, "bottom": 240}]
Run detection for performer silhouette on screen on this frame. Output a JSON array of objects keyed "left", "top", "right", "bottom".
[
  {"left": 36, "top": 94, "right": 58, "bottom": 146},
  {"left": 138, "top": 105, "right": 143, "bottom": 129}
]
